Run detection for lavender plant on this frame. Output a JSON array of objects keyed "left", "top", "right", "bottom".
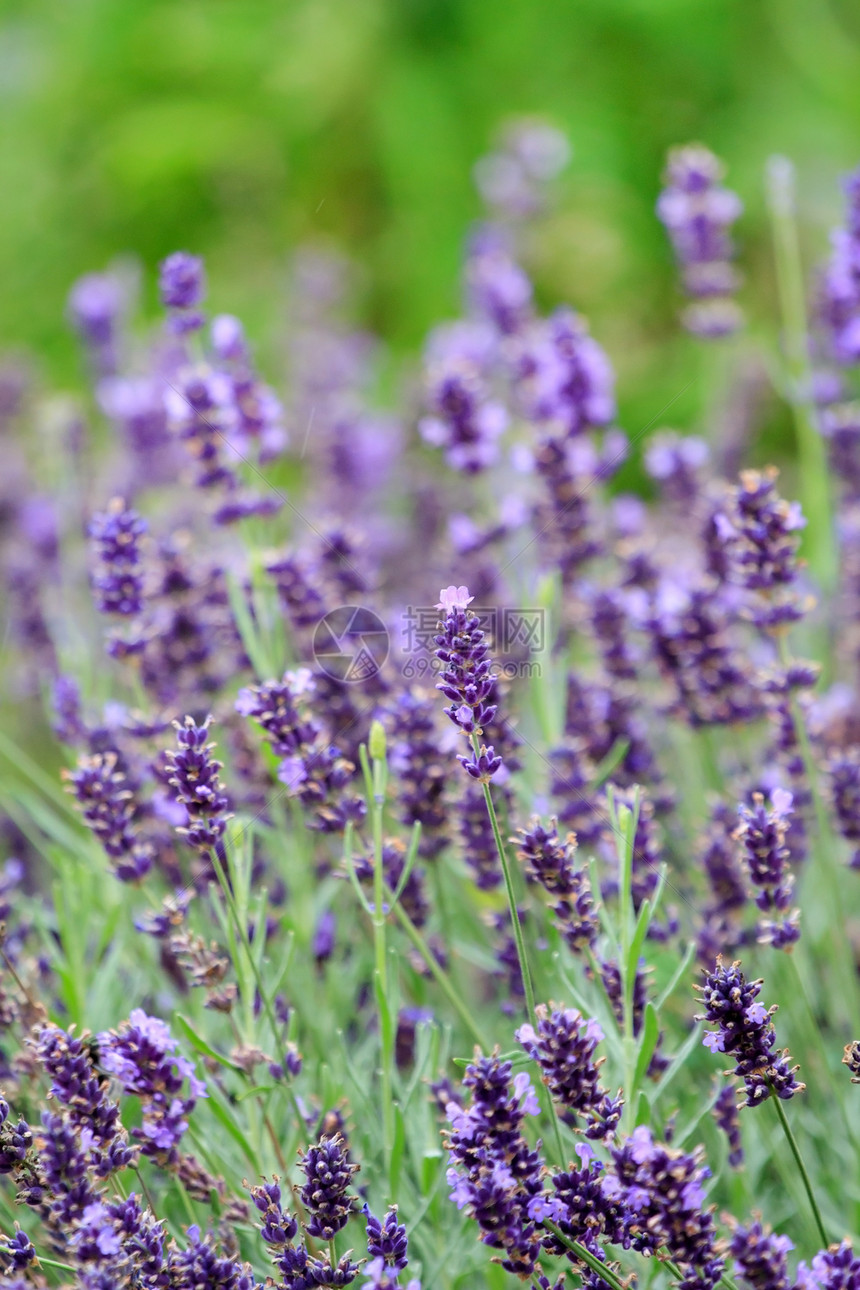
[{"left": 2, "top": 123, "right": 860, "bottom": 1290}]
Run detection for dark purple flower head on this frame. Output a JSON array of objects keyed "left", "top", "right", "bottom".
[
  {"left": 714, "top": 470, "right": 807, "bottom": 629},
  {"left": 249, "top": 1176, "right": 299, "bottom": 1247},
  {"left": 729, "top": 1217, "right": 793, "bottom": 1290},
  {"left": 606, "top": 1126, "right": 724, "bottom": 1288},
  {"left": 299, "top": 1134, "right": 358, "bottom": 1240},
  {"left": 420, "top": 324, "right": 508, "bottom": 473},
  {"left": 364, "top": 1204, "right": 408, "bottom": 1273},
  {"left": 797, "top": 1241, "right": 860, "bottom": 1290},
  {"left": 64, "top": 752, "right": 154, "bottom": 882},
  {"left": 0, "top": 1228, "right": 35, "bottom": 1272},
  {"left": 445, "top": 1053, "right": 544, "bottom": 1276},
  {"left": 166, "top": 715, "right": 232, "bottom": 854},
  {"left": 434, "top": 587, "right": 501, "bottom": 781},
  {"left": 736, "top": 789, "right": 799, "bottom": 949},
  {"left": 159, "top": 251, "right": 205, "bottom": 310},
  {"left": 88, "top": 498, "right": 147, "bottom": 618},
  {"left": 517, "top": 1004, "right": 605, "bottom": 1120},
  {"left": 696, "top": 958, "right": 803, "bottom": 1107}
]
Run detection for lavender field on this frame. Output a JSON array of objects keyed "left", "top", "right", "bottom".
[{"left": 4, "top": 94, "right": 860, "bottom": 1290}]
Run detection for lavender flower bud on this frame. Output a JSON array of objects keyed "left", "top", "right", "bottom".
[
  {"left": 736, "top": 788, "right": 799, "bottom": 950},
  {"left": 166, "top": 716, "right": 233, "bottom": 854},
  {"left": 697, "top": 958, "right": 803, "bottom": 1107},
  {"left": 299, "top": 1134, "right": 358, "bottom": 1240},
  {"left": 729, "top": 1218, "right": 793, "bottom": 1290},
  {"left": 434, "top": 585, "right": 501, "bottom": 780},
  {"left": 88, "top": 498, "right": 147, "bottom": 618}
]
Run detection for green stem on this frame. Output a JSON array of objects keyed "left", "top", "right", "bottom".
[
  {"left": 769, "top": 1082, "right": 828, "bottom": 1247},
  {"left": 209, "top": 848, "right": 305, "bottom": 1148},
  {"left": 369, "top": 751, "right": 396, "bottom": 1191},
  {"left": 471, "top": 735, "right": 535, "bottom": 1022},
  {"left": 471, "top": 735, "right": 566, "bottom": 1167},
  {"left": 544, "top": 1223, "right": 627, "bottom": 1290}
]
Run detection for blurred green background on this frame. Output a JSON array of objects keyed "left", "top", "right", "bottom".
[{"left": 3, "top": 0, "right": 860, "bottom": 421}]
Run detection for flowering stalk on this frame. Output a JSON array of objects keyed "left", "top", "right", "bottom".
[
  {"left": 361, "top": 723, "right": 396, "bottom": 1197},
  {"left": 767, "top": 1079, "right": 828, "bottom": 1247}
]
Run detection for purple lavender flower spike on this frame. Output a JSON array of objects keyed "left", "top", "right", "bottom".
[
  {"left": 444, "top": 1052, "right": 544, "bottom": 1276},
  {"left": 657, "top": 143, "right": 743, "bottom": 337},
  {"left": 819, "top": 167, "right": 860, "bottom": 365},
  {"left": 714, "top": 469, "right": 807, "bottom": 630},
  {"left": 797, "top": 1241, "right": 860, "bottom": 1290},
  {"left": 88, "top": 498, "right": 147, "bottom": 617},
  {"left": 729, "top": 1218, "right": 793, "bottom": 1290},
  {"left": 736, "top": 789, "right": 799, "bottom": 950},
  {"left": 434, "top": 585, "right": 502, "bottom": 781},
  {"left": 0, "top": 1228, "right": 36, "bottom": 1272},
  {"left": 299, "top": 1133, "right": 358, "bottom": 1240},
  {"left": 159, "top": 250, "right": 206, "bottom": 334},
  {"left": 516, "top": 1004, "right": 617, "bottom": 1137},
  {"left": 515, "top": 816, "right": 599, "bottom": 952},
  {"left": 68, "top": 272, "right": 124, "bottom": 375},
  {"left": 420, "top": 324, "right": 508, "bottom": 473},
  {"left": 512, "top": 307, "right": 616, "bottom": 437},
  {"left": 713, "top": 1082, "right": 744, "bottom": 1166},
  {"left": 166, "top": 715, "right": 233, "bottom": 855},
  {"left": 365, "top": 1204, "right": 409, "bottom": 1273},
  {"left": 696, "top": 957, "right": 803, "bottom": 1107},
  {"left": 98, "top": 1009, "right": 206, "bottom": 1164},
  {"left": 606, "top": 1126, "right": 724, "bottom": 1289},
  {"left": 65, "top": 753, "right": 154, "bottom": 883}
]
